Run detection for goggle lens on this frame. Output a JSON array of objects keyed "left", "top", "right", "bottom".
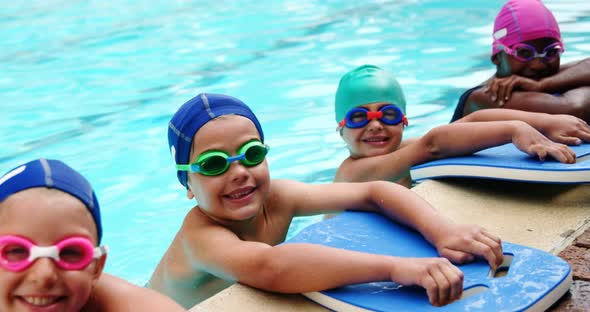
[
  {"left": 58, "top": 243, "right": 87, "bottom": 264},
  {"left": 2, "top": 243, "right": 28, "bottom": 262},
  {"left": 199, "top": 153, "right": 230, "bottom": 176},
  {"left": 509, "top": 42, "right": 563, "bottom": 62},
  {"left": 243, "top": 143, "right": 267, "bottom": 166}
]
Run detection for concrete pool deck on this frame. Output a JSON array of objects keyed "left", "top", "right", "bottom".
[{"left": 191, "top": 179, "right": 590, "bottom": 311}]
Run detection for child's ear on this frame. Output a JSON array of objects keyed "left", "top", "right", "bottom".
[
  {"left": 92, "top": 254, "right": 106, "bottom": 280},
  {"left": 492, "top": 53, "right": 501, "bottom": 65},
  {"left": 186, "top": 187, "right": 195, "bottom": 200}
]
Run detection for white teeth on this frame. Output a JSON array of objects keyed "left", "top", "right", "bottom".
[
  {"left": 23, "top": 296, "right": 59, "bottom": 306},
  {"left": 227, "top": 190, "right": 251, "bottom": 199},
  {"left": 365, "top": 137, "right": 385, "bottom": 142}
]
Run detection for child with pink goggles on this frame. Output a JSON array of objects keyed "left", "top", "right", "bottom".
[
  {"left": 492, "top": 0, "right": 564, "bottom": 61},
  {"left": 0, "top": 235, "right": 108, "bottom": 272}
]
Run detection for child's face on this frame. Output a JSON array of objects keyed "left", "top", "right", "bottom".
[
  {"left": 186, "top": 115, "right": 271, "bottom": 224},
  {"left": 495, "top": 37, "right": 561, "bottom": 80},
  {"left": 0, "top": 188, "right": 104, "bottom": 312},
  {"left": 341, "top": 102, "right": 404, "bottom": 159}
]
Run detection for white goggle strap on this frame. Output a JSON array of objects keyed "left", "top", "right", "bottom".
[{"left": 93, "top": 245, "right": 109, "bottom": 259}]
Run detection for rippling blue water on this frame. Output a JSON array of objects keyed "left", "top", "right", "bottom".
[{"left": 1, "top": 0, "right": 589, "bottom": 285}]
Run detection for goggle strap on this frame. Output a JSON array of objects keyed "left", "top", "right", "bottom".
[
  {"left": 338, "top": 119, "right": 346, "bottom": 128},
  {"left": 29, "top": 246, "right": 59, "bottom": 261},
  {"left": 93, "top": 245, "right": 109, "bottom": 258},
  {"left": 403, "top": 116, "right": 409, "bottom": 127},
  {"left": 175, "top": 164, "right": 191, "bottom": 171}
]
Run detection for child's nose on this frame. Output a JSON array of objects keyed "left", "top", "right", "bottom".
[
  {"left": 227, "top": 161, "right": 250, "bottom": 183},
  {"left": 25, "top": 258, "right": 59, "bottom": 288},
  {"left": 366, "top": 118, "right": 384, "bottom": 130},
  {"left": 529, "top": 57, "right": 548, "bottom": 71}
]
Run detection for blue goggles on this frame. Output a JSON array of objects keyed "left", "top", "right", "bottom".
[{"left": 338, "top": 104, "right": 408, "bottom": 129}]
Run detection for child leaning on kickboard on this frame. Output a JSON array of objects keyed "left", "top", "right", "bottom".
[
  {"left": 148, "top": 92, "right": 504, "bottom": 308},
  {"left": 332, "top": 64, "right": 590, "bottom": 185}
]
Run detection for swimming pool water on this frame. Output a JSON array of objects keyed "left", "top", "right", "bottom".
[{"left": 1, "top": 0, "right": 589, "bottom": 285}]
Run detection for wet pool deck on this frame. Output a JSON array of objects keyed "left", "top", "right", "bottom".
[{"left": 191, "top": 179, "right": 590, "bottom": 311}]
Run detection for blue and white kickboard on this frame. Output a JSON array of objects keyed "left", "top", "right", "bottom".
[
  {"left": 411, "top": 143, "right": 590, "bottom": 183},
  {"left": 286, "top": 211, "right": 572, "bottom": 312}
]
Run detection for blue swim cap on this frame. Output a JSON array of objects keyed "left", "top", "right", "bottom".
[
  {"left": 168, "top": 93, "right": 265, "bottom": 188},
  {"left": 0, "top": 159, "right": 103, "bottom": 243}
]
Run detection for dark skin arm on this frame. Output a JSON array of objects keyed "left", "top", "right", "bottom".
[
  {"left": 463, "top": 58, "right": 590, "bottom": 121},
  {"left": 464, "top": 87, "right": 590, "bottom": 121}
]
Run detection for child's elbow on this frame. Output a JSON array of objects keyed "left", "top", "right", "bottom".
[
  {"left": 243, "top": 255, "right": 292, "bottom": 292},
  {"left": 421, "top": 129, "right": 445, "bottom": 159},
  {"left": 562, "top": 92, "right": 590, "bottom": 122}
]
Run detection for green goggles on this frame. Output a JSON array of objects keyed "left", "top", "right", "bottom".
[{"left": 176, "top": 140, "right": 269, "bottom": 176}]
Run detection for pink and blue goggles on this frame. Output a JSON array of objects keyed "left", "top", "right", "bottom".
[
  {"left": 497, "top": 41, "right": 564, "bottom": 63},
  {"left": 0, "top": 236, "right": 108, "bottom": 272},
  {"left": 338, "top": 104, "right": 408, "bottom": 129}
]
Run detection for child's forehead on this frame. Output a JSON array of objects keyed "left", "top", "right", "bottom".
[
  {"left": 192, "top": 115, "right": 261, "bottom": 147},
  {"left": 0, "top": 188, "right": 98, "bottom": 242}
]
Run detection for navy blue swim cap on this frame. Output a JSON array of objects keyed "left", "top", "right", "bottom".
[
  {"left": 0, "top": 159, "right": 103, "bottom": 243},
  {"left": 168, "top": 93, "right": 265, "bottom": 188}
]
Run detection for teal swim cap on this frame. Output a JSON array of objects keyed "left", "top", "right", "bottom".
[{"left": 334, "top": 65, "right": 406, "bottom": 123}]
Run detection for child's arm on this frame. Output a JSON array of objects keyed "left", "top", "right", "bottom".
[
  {"left": 290, "top": 180, "right": 502, "bottom": 269},
  {"left": 91, "top": 274, "right": 187, "bottom": 311},
  {"left": 463, "top": 86, "right": 590, "bottom": 122},
  {"left": 457, "top": 108, "right": 590, "bottom": 145},
  {"left": 182, "top": 180, "right": 499, "bottom": 306},
  {"left": 484, "top": 58, "right": 590, "bottom": 103},
  {"left": 336, "top": 120, "right": 576, "bottom": 183}
]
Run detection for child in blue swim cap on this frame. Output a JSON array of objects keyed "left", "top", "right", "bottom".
[
  {"left": 150, "top": 92, "right": 505, "bottom": 308},
  {"left": 0, "top": 159, "right": 185, "bottom": 312},
  {"left": 334, "top": 64, "right": 590, "bottom": 185}
]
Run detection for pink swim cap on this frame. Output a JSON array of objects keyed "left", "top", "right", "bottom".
[{"left": 492, "top": 0, "right": 563, "bottom": 57}]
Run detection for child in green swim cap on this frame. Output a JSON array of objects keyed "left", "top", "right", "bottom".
[{"left": 334, "top": 65, "right": 590, "bottom": 185}]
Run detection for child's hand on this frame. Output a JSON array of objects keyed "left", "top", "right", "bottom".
[
  {"left": 391, "top": 257, "right": 464, "bottom": 306},
  {"left": 432, "top": 224, "right": 503, "bottom": 272},
  {"left": 511, "top": 121, "right": 576, "bottom": 163},
  {"left": 484, "top": 75, "right": 541, "bottom": 106},
  {"left": 541, "top": 114, "right": 590, "bottom": 145}
]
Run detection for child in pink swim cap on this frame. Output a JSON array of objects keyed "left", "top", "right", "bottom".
[{"left": 451, "top": 0, "right": 590, "bottom": 123}]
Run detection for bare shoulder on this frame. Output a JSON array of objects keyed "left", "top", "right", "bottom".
[
  {"left": 266, "top": 179, "right": 304, "bottom": 212},
  {"left": 89, "top": 274, "right": 186, "bottom": 311},
  {"left": 334, "top": 157, "right": 359, "bottom": 182}
]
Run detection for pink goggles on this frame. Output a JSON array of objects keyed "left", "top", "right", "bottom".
[
  {"left": 0, "top": 236, "right": 108, "bottom": 272},
  {"left": 496, "top": 41, "right": 564, "bottom": 63}
]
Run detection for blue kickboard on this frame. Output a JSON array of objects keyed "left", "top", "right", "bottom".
[
  {"left": 286, "top": 211, "right": 572, "bottom": 312},
  {"left": 411, "top": 143, "right": 590, "bottom": 183}
]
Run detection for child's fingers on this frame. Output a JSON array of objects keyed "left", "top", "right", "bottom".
[
  {"left": 544, "top": 147, "right": 565, "bottom": 163},
  {"left": 423, "top": 274, "right": 440, "bottom": 306},
  {"left": 505, "top": 78, "right": 519, "bottom": 101},
  {"left": 476, "top": 232, "right": 504, "bottom": 268},
  {"left": 441, "top": 263, "right": 464, "bottom": 303},
  {"left": 575, "top": 128, "right": 590, "bottom": 143},
  {"left": 430, "top": 268, "right": 451, "bottom": 306},
  {"left": 438, "top": 248, "right": 467, "bottom": 263},
  {"left": 489, "top": 82, "right": 499, "bottom": 102},
  {"left": 556, "top": 135, "right": 582, "bottom": 146},
  {"left": 480, "top": 230, "right": 503, "bottom": 267},
  {"left": 532, "top": 148, "right": 547, "bottom": 162}
]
